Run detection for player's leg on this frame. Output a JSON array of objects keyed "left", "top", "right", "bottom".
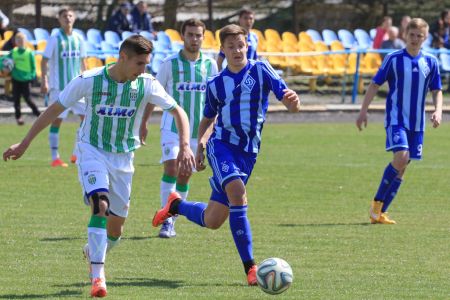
[
  {"left": 48, "top": 89, "right": 69, "bottom": 167},
  {"left": 22, "top": 80, "right": 40, "bottom": 117},
  {"left": 11, "top": 78, "right": 24, "bottom": 125}
]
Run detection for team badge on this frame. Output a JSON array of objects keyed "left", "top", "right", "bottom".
[
  {"left": 221, "top": 161, "right": 229, "bottom": 173},
  {"left": 164, "top": 147, "right": 171, "bottom": 156},
  {"left": 418, "top": 59, "right": 430, "bottom": 77},
  {"left": 242, "top": 75, "right": 256, "bottom": 91},
  {"left": 129, "top": 89, "right": 138, "bottom": 101},
  {"left": 88, "top": 174, "right": 97, "bottom": 185}
]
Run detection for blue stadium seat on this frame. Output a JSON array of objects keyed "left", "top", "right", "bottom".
[
  {"left": 18, "top": 28, "right": 36, "bottom": 45},
  {"left": 369, "top": 28, "right": 376, "bottom": 40},
  {"left": 73, "top": 28, "right": 87, "bottom": 40},
  {"left": 337, "top": 29, "right": 356, "bottom": 49},
  {"left": 171, "top": 42, "right": 184, "bottom": 53},
  {"left": 150, "top": 52, "right": 166, "bottom": 74},
  {"left": 87, "top": 29, "right": 103, "bottom": 48},
  {"left": 321, "top": 29, "right": 338, "bottom": 46},
  {"left": 306, "top": 29, "right": 322, "bottom": 42},
  {"left": 84, "top": 41, "right": 98, "bottom": 56},
  {"left": 121, "top": 31, "right": 134, "bottom": 41},
  {"left": 51, "top": 28, "right": 59, "bottom": 36},
  {"left": 139, "top": 30, "right": 155, "bottom": 41},
  {"left": 104, "top": 30, "right": 121, "bottom": 48},
  {"left": 156, "top": 31, "right": 172, "bottom": 49},
  {"left": 100, "top": 41, "right": 118, "bottom": 58},
  {"left": 354, "top": 29, "right": 373, "bottom": 49},
  {"left": 33, "top": 28, "right": 50, "bottom": 42}
]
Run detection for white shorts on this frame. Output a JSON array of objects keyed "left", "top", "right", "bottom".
[
  {"left": 77, "top": 142, "right": 134, "bottom": 218},
  {"left": 160, "top": 128, "right": 198, "bottom": 163},
  {"left": 49, "top": 89, "right": 86, "bottom": 119}
]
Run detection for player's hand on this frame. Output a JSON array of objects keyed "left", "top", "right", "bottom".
[
  {"left": 356, "top": 112, "right": 368, "bottom": 131},
  {"left": 177, "top": 146, "right": 195, "bottom": 177},
  {"left": 195, "top": 145, "right": 206, "bottom": 172},
  {"left": 430, "top": 111, "right": 442, "bottom": 128},
  {"left": 41, "top": 81, "right": 48, "bottom": 94},
  {"left": 139, "top": 122, "right": 148, "bottom": 146},
  {"left": 3, "top": 142, "right": 28, "bottom": 162},
  {"left": 282, "top": 89, "right": 300, "bottom": 112}
]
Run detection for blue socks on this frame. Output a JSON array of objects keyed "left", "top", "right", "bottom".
[
  {"left": 374, "top": 163, "right": 399, "bottom": 201},
  {"left": 178, "top": 200, "right": 207, "bottom": 227},
  {"left": 382, "top": 178, "right": 402, "bottom": 212},
  {"left": 229, "top": 205, "right": 253, "bottom": 264}
]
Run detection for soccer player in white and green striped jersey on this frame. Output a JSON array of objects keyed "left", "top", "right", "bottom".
[
  {"left": 3, "top": 35, "right": 195, "bottom": 298},
  {"left": 155, "top": 19, "right": 218, "bottom": 238},
  {"left": 41, "top": 7, "right": 86, "bottom": 167}
]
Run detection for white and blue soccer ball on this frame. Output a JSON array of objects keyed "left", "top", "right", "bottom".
[
  {"left": 2, "top": 58, "right": 14, "bottom": 72},
  {"left": 256, "top": 257, "right": 293, "bottom": 295}
]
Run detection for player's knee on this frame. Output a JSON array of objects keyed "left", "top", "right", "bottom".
[
  {"left": 90, "top": 193, "right": 110, "bottom": 216},
  {"left": 206, "top": 219, "right": 224, "bottom": 230}
]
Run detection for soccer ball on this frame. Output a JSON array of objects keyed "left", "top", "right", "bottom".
[
  {"left": 2, "top": 58, "right": 14, "bottom": 72},
  {"left": 256, "top": 257, "right": 293, "bottom": 295}
]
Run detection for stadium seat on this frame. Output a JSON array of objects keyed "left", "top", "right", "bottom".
[
  {"left": 328, "top": 40, "right": 347, "bottom": 75},
  {"left": 264, "top": 29, "right": 282, "bottom": 45},
  {"left": 156, "top": 31, "right": 172, "bottom": 49},
  {"left": 282, "top": 31, "right": 298, "bottom": 44},
  {"left": 3, "top": 30, "right": 14, "bottom": 41},
  {"left": 73, "top": 28, "right": 87, "bottom": 40},
  {"left": 203, "top": 30, "right": 217, "bottom": 49},
  {"left": 354, "top": 29, "right": 373, "bottom": 49},
  {"left": 100, "top": 41, "right": 118, "bottom": 58},
  {"left": 139, "top": 30, "right": 155, "bottom": 41},
  {"left": 84, "top": 41, "right": 98, "bottom": 57},
  {"left": 171, "top": 42, "right": 184, "bottom": 52},
  {"left": 104, "top": 31, "right": 121, "bottom": 48},
  {"left": 306, "top": 29, "right": 322, "bottom": 42},
  {"left": 35, "top": 54, "right": 43, "bottom": 79},
  {"left": 337, "top": 29, "right": 356, "bottom": 49},
  {"left": 33, "top": 28, "right": 50, "bottom": 42},
  {"left": 362, "top": 52, "right": 381, "bottom": 75},
  {"left": 322, "top": 29, "right": 338, "bottom": 46},
  {"left": 121, "top": 31, "right": 134, "bottom": 41},
  {"left": 150, "top": 52, "right": 167, "bottom": 74},
  {"left": 298, "top": 32, "right": 314, "bottom": 45},
  {"left": 87, "top": 29, "right": 103, "bottom": 48},
  {"left": 50, "top": 28, "right": 59, "bottom": 36},
  {"left": 314, "top": 41, "right": 332, "bottom": 75},
  {"left": 215, "top": 29, "right": 221, "bottom": 47},
  {"left": 86, "top": 57, "right": 103, "bottom": 70},
  {"left": 251, "top": 29, "right": 266, "bottom": 52},
  {"left": 36, "top": 40, "right": 47, "bottom": 52},
  {"left": 165, "top": 29, "right": 182, "bottom": 42},
  {"left": 265, "top": 42, "right": 286, "bottom": 69},
  {"left": 18, "top": 28, "right": 36, "bottom": 45},
  {"left": 105, "top": 56, "right": 118, "bottom": 65},
  {"left": 369, "top": 28, "right": 376, "bottom": 40}
]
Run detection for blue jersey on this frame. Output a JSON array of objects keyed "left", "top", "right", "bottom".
[
  {"left": 219, "top": 31, "right": 258, "bottom": 60},
  {"left": 204, "top": 60, "right": 287, "bottom": 153},
  {"left": 373, "top": 49, "right": 441, "bottom": 131}
]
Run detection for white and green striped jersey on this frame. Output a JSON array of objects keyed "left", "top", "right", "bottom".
[
  {"left": 43, "top": 28, "right": 86, "bottom": 91},
  {"left": 58, "top": 66, "right": 177, "bottom": 153},
  {"left": 157, "top": 51, "right": 218, "bottom": 139}
]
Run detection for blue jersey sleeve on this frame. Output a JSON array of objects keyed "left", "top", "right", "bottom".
[
  {"left": 203, "top": 80, "right": 219, "bottom": 118},
  {"left": 373, "top": 55, "right": 392, "bottom": 85},
  {"left": 261, "top": 61, "right": 287, "bottom": 100}
]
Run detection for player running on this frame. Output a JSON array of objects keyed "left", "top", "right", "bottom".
[
  {"left": 4, "top": 35, "right": 195, "bottom": 297},
  {"left": 152, "top": 24, "right": 300, "bottom": 285},
  {"left": 356, "top": 18, "right": 442, "bottom": 224}
]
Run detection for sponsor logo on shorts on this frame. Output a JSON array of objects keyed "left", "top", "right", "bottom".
[
  {"left": 96, "top": 105, "right": 136, "bottom": 118},
  {"left": 88, "top": 174, "right": 96, "bottom": 185}
]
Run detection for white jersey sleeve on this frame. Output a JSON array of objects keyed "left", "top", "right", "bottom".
[
  {"left": 43, "top": 36, "right": 57, "bottom": 60},
  {"left": 155, "top": 59, "right": 171, "bottom": 89},
  {"left": 144, "top": 75, "right": 177, "bottom": 111},
  {"left": 58, "top": 75, "right": 88, "bottom": 108}
]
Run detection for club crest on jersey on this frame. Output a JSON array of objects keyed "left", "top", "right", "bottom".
[
  {"left": 96, "top": 105, "right": 136, "bottom": 118},
  {"left": 418, "top": 59, "right": 430, "bottom": 77},
  {"left": 242, "top": 75, "right": 256, "bottom": 91},
  {"left": 129, "top": 89, "right": 138, "bottom": 101},
  {"left": 176, "top": 82, "right": 206, "bottom": 92}
]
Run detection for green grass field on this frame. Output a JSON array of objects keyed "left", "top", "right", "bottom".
[{"left": 0, "top": 121, "right": 449, "bottom": 299}]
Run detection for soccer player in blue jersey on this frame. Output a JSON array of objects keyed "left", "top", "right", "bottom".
[
  {"left": 217, "top": 8, "right": 258, "bottom": 71},
  {"left": 356, "top": 18, "right": 443, "bottom": 224},
  {"left": 152, "top": 24, "right": 300, "bottom": 285}
]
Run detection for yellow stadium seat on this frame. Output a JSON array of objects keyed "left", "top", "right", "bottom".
[
  {"left": 265, "top": 42, "right": 287, "bottom": 69},
  {"left": 299, "top": 32, "right": 314, "bottom": 45},
  {"left": 314, "top": 41, "right": 332, "bottom": 75},
  {"left": 35, "top": 54, "right": 42, "bottom": 79},
  {"left": 215, "top": 29, "right": 221, "bottom": 47},
  {"left": 203, "top": 30, "right": 217, "bottom": 49},
  {"left": 36, "top": 40, "right": 47, "bottom": 51},
  {"left": 4, "top": 30, "right": 14, "bottom": 41},
  {"left": 105, "top": 56, "right": 118, "bottom": 65},
  {"left": 282, "top": 31, "right": 298, "bottom": 44},
  {"left": 165, "top": 29, "right": 182, "bottom": 42},
  {"left": 86, "top": 57, "right": 103, "bottom": 70},
  {"left": 329, "top": 40, "right": 347, "bottom": 75},
  {"left": 264, "top": 29, "right": 282, "bottom": 45},
  {"left": 250, "top": 29, "right": 266, "bottom": 52}
]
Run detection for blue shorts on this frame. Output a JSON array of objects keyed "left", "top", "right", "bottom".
[
  {"left": 385, "top": 125, "right": 424, "bottom": 160},
  {"left": 206, "top": 138, "right": 257, "bottom": 206}
]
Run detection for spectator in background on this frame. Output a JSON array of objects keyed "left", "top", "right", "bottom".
[
  {"left": 430, "top": 10, "right": 450, "bottom": 48},
  {"left": 399, "top": 15, "right": 411, "bottom": 42},
  {"left": 106, "top": 2, "right": 133, "bottom": 35},
  {"left": 381, "top": 26, "right": 406, "bottom": 56},
  {"left": 217, "top": 8, "right": 259, "bottom": 70},
  {"left": 7, "top": 32, "right": 41, "bottom": 125},
  {"left": 373, "top": 16, "right": 392, "bottom": 49},
  {"left": 131, "top": 1, "right": 156, "bottom": 37},
  {"left": 0, "top": 9, "right": 9, "bottom": 39}
]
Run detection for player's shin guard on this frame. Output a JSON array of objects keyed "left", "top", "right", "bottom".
[
  {"left": 229, "top": 205, "right": 254, "bottom": 269},
  {"left": 161, "top": 174, "right": 176, "bottom": 207},
  {"left": 88, "top": 215, "right": 107, "bottom": 279},
  {"left": 176, "top": 183, "right": 189, "bottom": 200},
  {"left": 177, "top": 200, "right": 206, "bottom": 227},
  {"left": 374, "top": 163, "right": 399, "bottom": 201},
  {"left": 106, "top": 235, "right": 121, "bottom": 253},
  {"left": 381, "top": 178, "right": 402, "bottom": 212}
]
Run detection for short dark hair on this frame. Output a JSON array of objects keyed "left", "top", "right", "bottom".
[
  {"left": 120, "top": 35, "right": 153, "bottom": 56},
  {"left": 239, "top": 8, "right": 254, "bottom": 18},
  {"left": 219, "top": 24, "right": 247, "bottom": 45},
  {"left": 58, "top": 7, "right": 74, "bottom": 17},
  {"left": 180, "top": 18, "right": 206, "bottom": 35}
]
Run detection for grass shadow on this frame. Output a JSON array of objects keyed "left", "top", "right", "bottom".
[
  {"left": 53, "top": 277, "right": 184, "bottom": 289},
  {"left": 40, "top": 237, "right": 83, "bottom": 242},
  {"left": 279, "top": 222, "right": 369, "bottom": 227},
  {"left": 0, "top": 290, "right": 81, "bottom": 299}
]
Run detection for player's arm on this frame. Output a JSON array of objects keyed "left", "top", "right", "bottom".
[
  {"left": 430, "top": 89, "right": 443, "bottom": 128},
  {"left": 356, "top": 82, "right": 380, "bottom": 131},
  {"left": 196, "top": 116, "right": 216, "bottom": 171},
  {"left": 3, "top": 102, "right": 66, "bottom": 161},
  {"left": 169, "top": 105, "right": 195, "bottom": 176},
  {"left": 40, "top": 57, "right": 49, "bottom": 94},
  {"left": 281, "top": 89, "right": 300, "bottom": 112},
  {"left": 139, "top": 103, "right": 156, "bottom": 145}
]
